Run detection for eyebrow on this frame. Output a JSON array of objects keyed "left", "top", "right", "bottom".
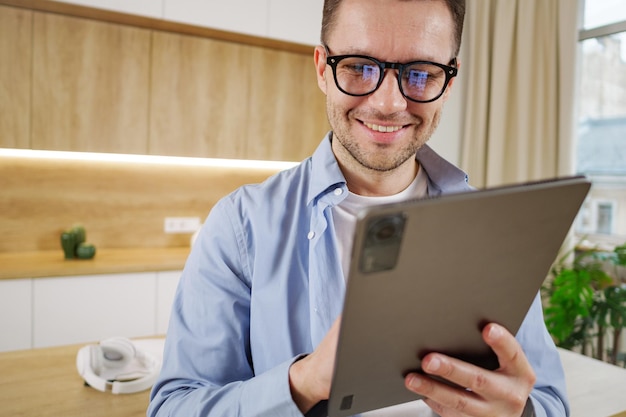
[{"left": 326, "top": 46, "right": 448, "bottom": 65}]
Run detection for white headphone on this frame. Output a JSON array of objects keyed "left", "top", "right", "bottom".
[{"left": 76, "top": 337, "right": 160, "bottom": 394}]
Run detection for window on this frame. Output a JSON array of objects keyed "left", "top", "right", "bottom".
[
  {"left": 574, "top": 0, "right": 626, "bottom": 246},
  {"left": 577, "top": 199, "right": 616, "bottom": 235}
]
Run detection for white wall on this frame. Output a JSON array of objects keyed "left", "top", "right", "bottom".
[
  {"left": 53, "top": 0, "right": 324, "bottom": 45},
  {"left": 428, "top": 40, "right": 468, "bottom": 166},
  {"left": 54, "top": 0, "right": 164, "bottom": 19}
]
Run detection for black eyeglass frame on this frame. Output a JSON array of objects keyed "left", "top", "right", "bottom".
[{"left": 323, "top": 45, "right": 458, "bottom": 103}]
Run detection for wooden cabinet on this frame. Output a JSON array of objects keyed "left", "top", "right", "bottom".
[
  {"left": 149, "top": 31, "right": 327, "bottom": 160},
  {"left": 0, "top": 5, "right": 31, "bottom": 149},
  {"left": 244, "top": 46, "right": 328, "bottom": 161},
  {"left": 32, "top": 11, "right": 152, "bottom": 154},
  {"left": 0, "top": 3, "right": 329, "bottom": 161},
  {"left": 149, "top": 32, "right": 251, "bottom": 159}
]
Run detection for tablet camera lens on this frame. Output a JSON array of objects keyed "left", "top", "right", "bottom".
[{"left": 360, "top": 213, "right": 406, "bottom": 273}]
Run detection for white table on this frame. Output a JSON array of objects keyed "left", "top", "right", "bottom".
[{"left": 559, "top": 348, "right": 626, "bottom": 417}]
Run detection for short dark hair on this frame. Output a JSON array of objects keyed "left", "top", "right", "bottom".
[{"left": 320, "top": 0, "right": 466, "bottom": 57}]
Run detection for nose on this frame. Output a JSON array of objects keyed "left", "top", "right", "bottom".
[{"left": 367, "top": 70, "right": 408, "bottom": 114}]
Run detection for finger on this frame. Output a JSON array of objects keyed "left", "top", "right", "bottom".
[
  {"left": 404, "top": 324, "right": 536, "bottom": 416},
  {"left": 414, "top": 352, "right": 499, "bottom": 398},
  {"left": 405, "top": 372, "right": 487, "bottom": 417},
  {"left": 482, "top": 323, "right": 535, "bottom": 383},
  {"left": 414, "top": 325, "right": 535, "bottom": 396},
  {"left": 423, "top": 397, "right": 473, "bottom": 417},
  {"left": 405, "top": 355, "right": 526, "bottom": 417}
]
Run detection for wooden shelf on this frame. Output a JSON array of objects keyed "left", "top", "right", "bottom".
[{"left": 0, "top": 247, "right": 190, "bottom": 280}]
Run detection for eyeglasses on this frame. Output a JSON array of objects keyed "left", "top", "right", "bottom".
[{"left": 324, "top": 45, "right": 458, "bottom": 103}]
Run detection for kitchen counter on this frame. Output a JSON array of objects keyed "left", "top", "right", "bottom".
[
  {"left": 1, "top": 343, "right": 625, "bottom": 417},
  {"left": 0, "top": 247, "right": 190, "bottom": 280},
  {"left": 0, "top": 339, "right": 160, "bottom": 417}
]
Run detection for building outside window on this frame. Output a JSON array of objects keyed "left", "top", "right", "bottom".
[{"left": 574, "top": 0, "right": 626, "bottom": 247}]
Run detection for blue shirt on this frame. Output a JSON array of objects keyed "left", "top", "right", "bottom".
[{"left": 148, "top": 133, "right": 569, "bottom": 417}]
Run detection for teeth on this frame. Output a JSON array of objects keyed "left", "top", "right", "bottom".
[{"left": 364, "top": 122, "right": 403, "bottom": 133}]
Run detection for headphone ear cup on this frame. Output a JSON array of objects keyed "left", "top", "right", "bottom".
[
  {"left": 90, "top": 344, "right": 103, "bottom": 374},
  {"left": 111, "top": 347, "right": 160, "bottom": 394},
  {"left": 76, "top": 345, "right": 107, "bottom": 392},
  {"left": 99, "top": 337, "right": 136, "bottom": 369},
  {"left": 76, "top": 345, "right": 89, "bottom": 377}
]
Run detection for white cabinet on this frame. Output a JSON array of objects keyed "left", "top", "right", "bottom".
[
  {"left": 0, "top": 270, "right": 182, "bottom": 352},
  {"left": 32, "top": 273, "right": 157, "bottom": 348},
  {"left": 156, "top": 271, "right": 182, "bottom": 334},
  {"left": 0, "top": 279, "right": 33, "bottom": 352}
]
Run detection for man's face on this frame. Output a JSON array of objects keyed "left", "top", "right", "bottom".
[{"left": 315, "top": 0, "right": 458, "bottom": 176}]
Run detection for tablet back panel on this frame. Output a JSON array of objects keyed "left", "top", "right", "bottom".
[{"left": 328, "top": 176, "right": 590, "bottom": 417}]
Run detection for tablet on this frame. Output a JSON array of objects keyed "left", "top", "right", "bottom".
[{"left": 327, "top": 175, "right": 591, "bottom": 417}]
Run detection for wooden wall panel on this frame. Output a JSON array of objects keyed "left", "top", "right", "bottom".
[
  {"left": 0, "top": 155, "right": 282, "bottom": 252},
  {"left": 31, "top": 12, "right": 151, "bottom": 153},
  {"left": 0, "top": 6, "right": 32, "bottom": 149},
  {"left": 149, "top": 32, "right": 250, "bottom": 158},
  {"left": 245, "top": 48, "right": 328, "bottom": 161}
]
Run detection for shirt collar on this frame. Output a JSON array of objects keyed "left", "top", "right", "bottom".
[
  {"left": 307, "top": 132, "right": 346, "bottom": 205},
  {"left": 415, "top": 145, "right": 471, "bottom": 195},
  {"left": 306, "top": 131, "right": 471, "bottom": 204}
]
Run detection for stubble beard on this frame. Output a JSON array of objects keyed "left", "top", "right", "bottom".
[{"left": 328, "top": 102, "right": 442, "bottom": 173}]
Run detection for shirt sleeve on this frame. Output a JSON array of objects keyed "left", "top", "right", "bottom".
[
  {"left": 517, "top": 294, "right": 570, "bottom": 417},
  {"left": 147, "top": 197, "right": 305, "bottom": 417}
]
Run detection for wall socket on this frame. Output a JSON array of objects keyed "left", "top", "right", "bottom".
[{"left": 164, "top": 217, "right": 201, "bottom": 234}]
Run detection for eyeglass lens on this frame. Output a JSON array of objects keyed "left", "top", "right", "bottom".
[{"left": 333, "top": 56, "right": 449, "bottom": 102}]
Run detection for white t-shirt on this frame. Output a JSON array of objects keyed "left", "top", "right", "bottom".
[
  {"left": 331, "top": 166, "right": 436, "bottom": 416},
  {"left": 332, "top": 165, "right": 428, "bottom": 280}
]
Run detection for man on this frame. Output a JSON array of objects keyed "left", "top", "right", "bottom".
[{"left": 148, "top": 0, "right": 570, "bottom": 416}]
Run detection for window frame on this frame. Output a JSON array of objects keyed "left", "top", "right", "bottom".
[{"left": 574, "top": 0, "right": 626, "bottom": 246}]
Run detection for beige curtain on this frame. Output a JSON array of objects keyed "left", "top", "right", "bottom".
[{"left": 460, "top": 0, "right": 579, "bottom": 187}]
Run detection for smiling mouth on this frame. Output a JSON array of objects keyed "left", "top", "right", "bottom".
[{"left": 363, "top": 122, "right": 404, "bottom": 133}]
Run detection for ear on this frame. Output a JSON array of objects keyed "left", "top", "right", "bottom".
[
  {"left": 441, "top": 58, "right": 460, "bottom": 103},
  {"left": 314, "top": 45, "right": 328, "bottom": 95}
]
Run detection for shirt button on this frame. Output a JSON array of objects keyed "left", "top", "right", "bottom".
[
  {"left": 307, "top": 231, "right": 315, "bottom": 240},
  {"left": 333, "top": 188, "right": 343, "bottom": 196}
]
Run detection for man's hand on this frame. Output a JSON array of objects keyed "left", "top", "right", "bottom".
[
  {"left": 404, "top": 323, "right": 536, "bottom": 417},
  {"left": 289, "top": 317, "right": 341, "bottom": 413}
]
